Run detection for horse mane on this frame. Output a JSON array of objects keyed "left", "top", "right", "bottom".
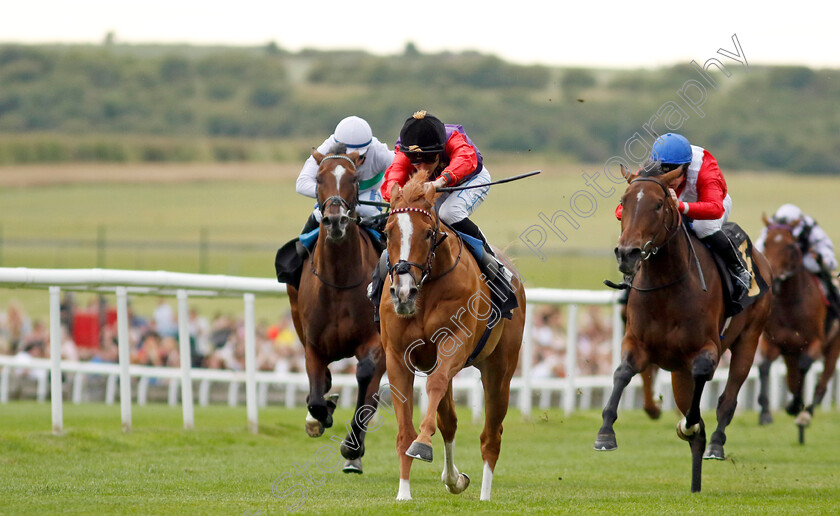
[
  {"left": 638, "top": 159, "right": 664, "bottom": 178},
  {"left": 395, "top": 169, "right": 432, "bottom": 207},
  {"left": 327, "top": 142, "right": 348, "bottom": 155}
]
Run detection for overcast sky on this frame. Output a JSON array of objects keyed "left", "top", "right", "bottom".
[{"left": 2, "top": 1, "right": 837, "bottom": 69}]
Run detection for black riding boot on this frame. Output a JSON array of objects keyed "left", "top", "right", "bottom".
[
  {"left": 816, "top": 268, "right": 840, "bottom": 334},
  {"left": 450, "top": 218, "right": 502, "bottom": 280},
  {"left": 450, "top": 217, "right": 518, "bottom": 318},
  {"left": 367, "top": 251, "right": 388, "bottom": 323},
  {"left": 701, "top": 230, "right": 752, "bottom": 300},
  {"left": 301, "top": 212, "right": 319, "bottom": 234}
]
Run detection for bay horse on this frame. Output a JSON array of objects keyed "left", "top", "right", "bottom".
[
  {"left": 287, "top": 144, "right": 386, "bottom": 473},
  {"left": 756, "top": 215, "right": 840, "bottom": 441},
  {"left": 595, "top": 166, "right": 772, "bottom": 492},
  {"left": 378, "top": 170, "right": 525, "bottom": 501}
]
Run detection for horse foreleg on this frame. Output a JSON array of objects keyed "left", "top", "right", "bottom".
[
  {"left": 340, "top": 346, "right": 386, "bottom": 472},
  {"left": 437, "top": 384, "right": 470, "bottom": 495},
  {"left": 594, "top": 355, "right": 641, "bottom": 451},
  {"left": 672, "top": 357, "right": 712, "bottom": 494},
  {"left": 785, "top": 352, "right": 813, "bottom": 416},
  {"left": 303, "top": 346, "right": 333, "bottom": 437},
  {"left": 407, "top": 367, "right": 454, "bottom": 463},
  {"left": 385, "top": 350, "right": 417, "bottom": 501}
]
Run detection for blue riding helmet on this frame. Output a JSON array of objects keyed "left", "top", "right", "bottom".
[{"left": 650, "top": 133, "right": 692, "bottom": 165}]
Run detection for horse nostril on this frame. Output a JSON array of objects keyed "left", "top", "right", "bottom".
[{"left": 322, "top": 216, "right": 332, "bottom": 226}]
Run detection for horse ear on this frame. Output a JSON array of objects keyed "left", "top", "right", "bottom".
[
  {"left": 762, "top": 212, "right": 771, "bottom": 226},
  {"left": 312, "top": 148, "right": 324, "bottom": 164},
  {"left": 620, "top": 164, "right": 634, "bottom": 184},
  {"left": 791, "top": 217, "right": 802, "bottom": 227},
  {"left": 390, "top": 183, "right": 401, "bottom": 205},
  {"left": 423, "top": 182, "right": 439, "bottom": 205},
  {"left": 659, "top": 167, "right": 684, "bottom": 188},
  {"left": 348, "top": 151, "right": 363, "bottom": 166}
]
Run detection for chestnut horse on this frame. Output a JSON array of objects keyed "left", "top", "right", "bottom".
[
  {"left": 756, "top": 216, "right": 840, "bottom": 441},
  {"left": 379, "top": 171, "right": 525, "bottom": 501},
  {"left": 595, "top": 166, "right": 772, "bottom": 492},
  {"left": 287, "top": 144, "right": 386, "bottom": 473}
]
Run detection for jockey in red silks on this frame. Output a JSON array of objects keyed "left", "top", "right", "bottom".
[
  {"left": 616, "top": 133, "right": 752, "bottom": 299},
  {"left": 368, "top": 110, "right": 517, "bottom": 319}
]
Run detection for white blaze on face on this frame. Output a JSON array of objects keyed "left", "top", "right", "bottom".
[
  {"left": 395, "top": 213, "right": 415, "bottom": 301},
  {"left": 329, "top": 165, "right": 349, "bottom": 217},
  {"left": 636, "top": 190, "right": 645, "bottom": 204},
  {"left": 773, "top": 234, "right": 784, "bottom": 243}
]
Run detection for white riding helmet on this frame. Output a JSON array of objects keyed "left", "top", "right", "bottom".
[
  {"left": 334, "top": 116, "right": 373, "bottom": 155},
  {"left": 773, "top": 203, "right": 804, "bottom": 225}
]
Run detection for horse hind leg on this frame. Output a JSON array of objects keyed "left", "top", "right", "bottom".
[
  {"left": 437, "top": 385, "right": 470, "bottom": 495},
  {"left": 757, "top": 357, "right": 774, "bottom": 425},
  {"left": 641, "top": 365, "right": 662, "bottom": 420},
  {"left": 806, "top": 332, "right": 840, "bottom": 417},
  {"left": 706, "top": 334, "right": 758, "bottom": 460}
]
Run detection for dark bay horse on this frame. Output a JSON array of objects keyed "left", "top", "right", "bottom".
[
  {"left": 287, "top": 145, "right": 386, "bottom": 473},
  {"left": 757, "top": 215, "right": 840, "bottom": 440},
  {"left": 595, "top": 166, "right": 772, "bottom": 492},
  {"left": 379, "top": 171, "right": 525, "bottom": 501}
]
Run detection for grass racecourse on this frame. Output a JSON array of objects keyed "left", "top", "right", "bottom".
[{"left": 1, "top": 402, "right": 840, "bottom": 515}]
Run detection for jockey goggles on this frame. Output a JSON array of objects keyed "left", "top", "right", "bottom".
[{"left": 403, "top": 151, "right": 439, "bottom": 165}]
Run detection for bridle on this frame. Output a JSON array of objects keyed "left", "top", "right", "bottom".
[
  {"left": 309, "top": 154, "right": 364, "bottom": 289},
  {"left": 620, "top": 176, "right": 694, "bottom": 292},
  {"left": 317, "top": 155, "right": 360, "bottom": 221},
  {"left": 629, "top": 177, "right": 682, "bottom": 260},
  {"left": 765, "top": 224, "right": 802, "bottom": 291},
  {"left": 387, "top": 206, "right": 461, "bottom": 289}
]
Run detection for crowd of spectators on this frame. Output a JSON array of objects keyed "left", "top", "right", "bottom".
[{"left": 0, "top": 295, "right": 617, "bottom": 379}]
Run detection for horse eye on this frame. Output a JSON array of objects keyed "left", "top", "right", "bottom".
[
  {"left": 655, "top": 201, "right": 663, "bottom": 210},
  {"left": 426, "top": 229, "right": 434, "bottom": 240}
]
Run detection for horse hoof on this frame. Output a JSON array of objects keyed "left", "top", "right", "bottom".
[
  {"left": 676, "top": 418, "right": 699, "bottom": 441},
  {"left": 703, "top": 443, "right": 725, "bottom": 460},
  {"left": 304, "top": 413, "right": 325, "bottom": 438},
  {"left": 794, "top": 411, "right": 812, "bottom": 428},
  {"left": 758, "top": 411, "right": 774, "bottom": 426},
  {"left": 342, "top": 458, "right": 363, "bottom": 474},
  {"left": 786, "top": 400, "right": 804, "bottom": 416},
  {"left": 593, "top": 433, "right": 617, "bottom": 451},
  {"left": 444, "top": 472, "right": 470, "bottom": 494},
  {"left": 341, "top": 441, "right": 365, "bottom": 461},
  {"left": 644, "top": 406, "right": 662, "bottom": 420},
  {"left": 406, "top": 441, "right": 433, "bottom": 462}
]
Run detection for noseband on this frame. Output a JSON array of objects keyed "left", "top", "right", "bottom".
[
  {"left": 388, "top": 207, "right": 454, "bottom": 288},
  {"left": 318, "top": 155, "right": 360, "bottom": 220},
  {"left": 629, "top": 177, "right": 682, "bottom": 259}
]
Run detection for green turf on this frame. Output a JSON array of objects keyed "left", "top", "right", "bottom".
[{"left": 1, "top": 402, "right": 838, "bottom": 515}]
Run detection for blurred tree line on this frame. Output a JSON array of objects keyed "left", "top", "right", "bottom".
[{"left": 0, "top": 42, "right": 838, "bottom": 173}]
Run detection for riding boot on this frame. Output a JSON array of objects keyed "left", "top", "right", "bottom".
[
  {"left": 701, "top": 230, "right": 752, "bottom": 300},
  {"left": 367, "top": 251, "right": 389, "bottom": 323},
  {"left": 450, "top": 218, "right": 518, "bottom": 318},
  {"left": 301, "top": 212, "right": 319, "bottom": 234},
  {"left": 816, "top": 267, "right": 840, "bottom": 334}
]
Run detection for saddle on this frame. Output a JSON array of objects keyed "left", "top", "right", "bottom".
[
  {"left": 703, "top": 222, "right": 770, "bottom": 318},
  {"left": 452, "top": 229, "right": 519, "bottom": 319},
  {"left": 274, "top": 225, "right": 385, "bottom": 289}
]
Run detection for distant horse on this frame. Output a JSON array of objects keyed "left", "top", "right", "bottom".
[
  {"left": 595, "top": 166, "right": 773, "bottom": 492},
  {"left": 287, "top": 144, "right": 386, "bottom": 473},
  {"left": 756, "top": 215, "right": 840, "bottom": 441},
  {"left": 378, "top": 171, "right": 525, "bottom": 501}
]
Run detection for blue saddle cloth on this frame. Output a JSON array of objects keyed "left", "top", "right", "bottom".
[
  {"left": 299, "top": 226, "right": 383, "bottom": 250},
  {"left": 455, "top": 231, "right": 485, "bottom": 262}
]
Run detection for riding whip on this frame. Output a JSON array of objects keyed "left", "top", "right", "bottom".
[{"left": 436, "top": 170, "right": 541, "bottom": 192}]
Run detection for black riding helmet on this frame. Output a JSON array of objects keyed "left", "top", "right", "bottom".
[{"left": 399, "top": 111, "right": 446, "bottom": 163}]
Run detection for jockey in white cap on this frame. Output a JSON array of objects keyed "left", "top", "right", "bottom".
[{"left": 296, "top": 116, "right": 394, "bottom": 233}]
